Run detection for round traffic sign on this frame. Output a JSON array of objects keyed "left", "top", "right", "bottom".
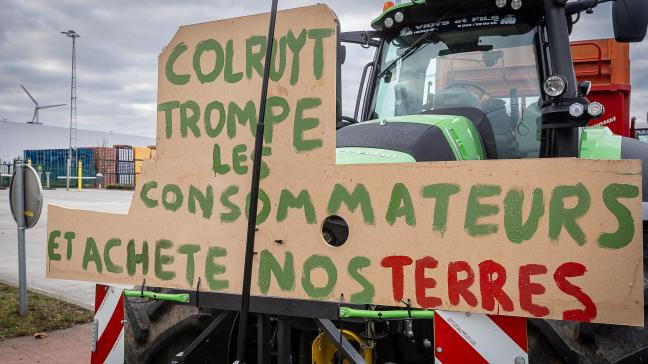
[{"left": 9, "top": 165, "right": 43, "bottom": 229}]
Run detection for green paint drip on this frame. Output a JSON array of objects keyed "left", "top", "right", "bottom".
[
  {"left": 549, "top": 183, "right": 590, "bottom": 245},
  {"left": 178, "top": 244, "right": 201, "bottom": 286},
  {"left": 258, "top": 250, "right": 295, "bottom": 294},
  {"left": 270, "top": 36, "right": 287, "bottom": 82},
  {"left": 155, "top": 239, "right": 176, "bottom": 281},
  {"left": 598, "top": 183, "right": 639, "bottom": 249},
  {"left": 204, "top": 101, "right": 226, "bottom": 138},
  {"left": 246, "top": 36, "right": 266, "bottom": 79},
  {"left": 386, "top": 183, "right": 416, "bottom": 226},
  {"left": 348, "top": 256, "right": 375, "bottom": 303},
  {"left": 276, "top": 189, "right": 317, "bottom": 224},
  {"left": 188, "top": 185, "right": 214, "bottom": 219},
  {"left": 302, "top": 255, "right": 337, "bottom": 299},
  {"left": 162, "top": 184, "right": 183, "bottom": 212},
  {"left": 165, "top": 42, "right": 190, "bottom": 85},
  {"left": 220, "top": 185, "right": 241, "bottom": 222},
  {"left": 227, "top": 101, "right": 256, "bottom": 139},
  {"left": 64, "top": 232, "right": 75, "bottom": 260},
  {"left": 127, "top": 239, "right": 149, "bottom": 276},
  {"left": 504, "top": 188, "right": 544, "bottom": 244},
  {"left": 212, "top": 143, "right": 231, "bottom": 175},
  {"left": 82, "top": 237, "right": 102, "bottom": 273},
  {"left": 465, "top": 185, "right": 501, "bottom": 236},
  {"left": 224, "top": 40, "right": 243, "bottom": 83},
  {"left": 327, "top": 183, "right": 375, "bottom": 225},
  {"left": 180, "top": 100, "right": 201, "bottom": 138},
  {"left": 422, "top": 184, "right": 460, "bottom": 233},
  {"left": 47, "top": 230, "right": 62, "bottom": 261},
  {"left": 245, "top": 189, "right": 271, "bottom": 225},
  {"left": 232, "top": 144, "right": 248, "bottom": 175},
  {"left": 286, "top": 29, "right": 307, "bottom": 85},
  {"left": 308, "top": 28, "right": 334, "bottom": 80},
  {"left": 158, "top": 101, "right": 180, "bottom": 139},
  {"left": 140, "top": 181, "right": 159, "bottom": 208},
  {"left": 103, "top": 238, "right": 123, "bottom": 274},
  {"left": 205, "top": 247, "right": 229, "bottom": 291},
  {"left": 264, "top": 97, "right": 290, "bottom": 144},
  {"left": 293, "top": 98, "right": 322, "bottom": 152},
  {"left": 193, "top": 39, "right": 224, "bottom": 84}
]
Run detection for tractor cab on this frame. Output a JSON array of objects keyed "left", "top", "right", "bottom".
[{"left": 338, "top": 0, "right": 648, "bottom": 164}]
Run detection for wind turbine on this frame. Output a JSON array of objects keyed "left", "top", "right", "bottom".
[{"left": 20, "top": 85, "right": 66, "bottom": 124}]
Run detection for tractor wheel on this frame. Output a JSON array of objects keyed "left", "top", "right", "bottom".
[
  {"left": 123, "top": 290, "right": 236, "bottom": 364},
  {"left": 528, "top": 226, "right": 648, "bottom": 363}
]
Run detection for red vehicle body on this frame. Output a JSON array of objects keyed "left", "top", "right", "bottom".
[{"left": 571, "top": 39, "right": 632, "bottom": 137}]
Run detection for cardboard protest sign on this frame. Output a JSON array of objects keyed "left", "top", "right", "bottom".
[{"left": 46, "top": 5, "right": 644, "bottom": 326}]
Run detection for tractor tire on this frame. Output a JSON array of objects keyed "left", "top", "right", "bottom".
[
  {"left": 123, "top": 291, "right": 236, "bottom": 364},
  {"left": 528, "top": 226, "right": 648, "bottom": 363}
]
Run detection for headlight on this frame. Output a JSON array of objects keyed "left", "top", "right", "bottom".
[
  {"left": 384, "top": 17, "right": 394, "bottom": 28},
  {"left": 544, "top": 75, "right": 567, "bottom": 97},
  {"left": 394, "top": 11, "right": 404, "bottom": 23},
  {"left": 495, "top": 0, "right": 507, "bottom": 8},
  {"left": 569, "top": 103, "right": 584, "bottom": 117},
  {"left": 587, "top": 102, "right": 605, "bottom": 117},
  {"left": 511, "top": 0, "right": 523, "bottom": 10}
]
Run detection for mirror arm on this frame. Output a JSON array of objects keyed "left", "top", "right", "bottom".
[
  {"left": 340, "top": 31, "right": 381, "bottom": 47},
  {"left": 565, "top": 0, "right": 614, "bottom": 15}
]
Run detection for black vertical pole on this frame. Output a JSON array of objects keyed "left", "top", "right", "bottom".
[
  {"left": 543, "top": 0, "right": 579, "bottom": 157},
  {"left": 235, "top": 1, "right": 279, "bottom": 363}
]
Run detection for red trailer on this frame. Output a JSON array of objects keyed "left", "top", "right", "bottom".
[{"left": 571, "top": 39, "right": 631, "bottom": 137}]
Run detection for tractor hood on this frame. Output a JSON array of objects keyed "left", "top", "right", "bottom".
[{"left": 336, "top": 114, "right": 485, "bottom": 164}]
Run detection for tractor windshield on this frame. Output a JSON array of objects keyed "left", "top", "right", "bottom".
[{"left": 369, "top": 19, "right": 543, "bottom": 159}]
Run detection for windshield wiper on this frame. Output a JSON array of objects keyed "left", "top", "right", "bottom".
[
  {"left": 377, "top": 31, "right": 437, "bottom": 81},
  {"left": 377, "top": 10, "right": 453, "bottom": 81}
]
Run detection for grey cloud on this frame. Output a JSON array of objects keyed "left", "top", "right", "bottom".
[{"left": 1, "top": 1, "right": 647, "bottom": 135}]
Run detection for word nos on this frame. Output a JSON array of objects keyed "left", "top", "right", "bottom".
[
  {"left": 138, "top": 181, "right": 640, "bottom": 248},
  {"left": 45, "top": 231, "right": 598, "bottom": 321}
]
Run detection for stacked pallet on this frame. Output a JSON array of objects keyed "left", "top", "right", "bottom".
[
  {"left": 134, "top": 146, "right": 157, "bottom": 184},
  {"left": 93, "top": 147, "right": 117, "bottom": 186}
]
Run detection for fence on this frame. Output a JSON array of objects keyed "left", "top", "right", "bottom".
[{"left": 20, "top": 145, "right": 156, "bottom": 189}]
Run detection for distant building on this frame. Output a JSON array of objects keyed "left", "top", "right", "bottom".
[
  {"left": 636, "top": 123, "right": 648, "bottom": 143},
  {"left": 0, "top": 120, "right": 155, "bottom": 162}
]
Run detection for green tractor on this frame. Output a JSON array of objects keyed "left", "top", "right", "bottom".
[
  {"left": 125, "top": 0, "right": 648, "bottom": 362},
  {"left": 333, "top": 0, "right": 648, "bottom": 362}
]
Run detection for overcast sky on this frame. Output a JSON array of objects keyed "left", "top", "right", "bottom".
[{"left": 1, "top": 0, "right": 646, "bottom": 137}]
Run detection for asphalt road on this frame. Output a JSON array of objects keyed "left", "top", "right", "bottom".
[{"left": 0, "top": 188, "right": 133, "bottom": 309}]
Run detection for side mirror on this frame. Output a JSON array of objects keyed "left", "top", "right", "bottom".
[
  {"left": 338, "top": 44, "right": 347, "bottom": 65},
  {"left": 613, "top": 0, "right": 648, "bottom": 42}
]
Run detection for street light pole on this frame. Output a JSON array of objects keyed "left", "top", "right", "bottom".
[{"left": 61, "top": 30, "right": 80, "bottom": 191}]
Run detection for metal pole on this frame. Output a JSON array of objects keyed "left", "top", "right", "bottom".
[
  {"left": 235, "top": 1, "right": 278, "bottom": 362},
  {"left": 63, "top": 30, "right": 79, "bottom": 191},
  {"left": 543, "top": 0, "right": 579, "bottom": 157},
  {"left": 66, "top": 158, "right": 71, "bottom": 191},
  {"left": 78, "top": 160, "right": 82, "bottom": 192},
  {"left": 15, "top": 164, "right": 28, "bottom": 315}
]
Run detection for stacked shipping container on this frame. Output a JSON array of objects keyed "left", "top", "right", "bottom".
[
  {"left": 115, "top": 145, "right": 134, "bottom": 185},
  {"left": 23, "top": 145, "right": 155, "bottom": 188},
  {"left": 24, "top": 148, "right": 96, "bottom": 187}
]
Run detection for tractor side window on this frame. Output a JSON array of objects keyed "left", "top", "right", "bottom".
[{"left": 373, "top": 44, "right": 399, "bottom": 118}]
